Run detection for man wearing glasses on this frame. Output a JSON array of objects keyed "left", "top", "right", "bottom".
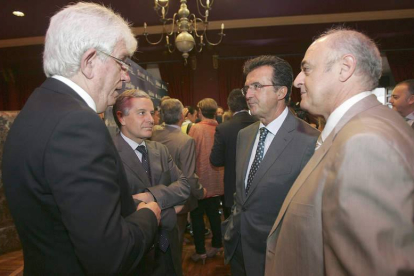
[
  {"left": 221, "top": 55, "right": 319, "bottom": 276},
  {"left": 2, "top": 3, "right": 160, "bottom": 275}
]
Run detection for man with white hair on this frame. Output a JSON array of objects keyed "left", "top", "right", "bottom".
[
  {"left": 2, "top": 2, "right": 160, "bottom": 275},
  {"left": 265, "top": 27, "right": 414, "bottom": 275}
]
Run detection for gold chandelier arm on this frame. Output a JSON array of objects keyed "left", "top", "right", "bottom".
[
  {"left": 203, "top": 30, "right": 225, "bottom": 46},
  {"left": 166, "top": 32, "right": 176, "bottom": 53},
  {"left": 190, "top": 15, "right": 206, "bottom": 38},
  {"left": 143, "top": 32, "right": 165, "bottom": 45},
  {"left": 166, "top": 13, "right": 178, "bottom": 36},
  {"left": 196, "top": 0, "right": 214, "bottom": 19},
  {"left": 154, "top": 0, "right": 169, "bottom": 20}
]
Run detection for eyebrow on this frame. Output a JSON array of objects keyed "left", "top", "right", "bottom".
[{"left": 300, "top": 60, "right": 309, "bottom": 69}]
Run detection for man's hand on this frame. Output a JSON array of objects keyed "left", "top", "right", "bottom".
[
  {"left": 174, "top": 205, "right": 184, "bottom": 214},
  {"left": 133, "top": 192, "right": 155, "bottom": 203},
  {"left": 137, "top": 202, "right": 161, "bottom": 225}
]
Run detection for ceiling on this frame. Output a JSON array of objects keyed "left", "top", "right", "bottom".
[{"left": 1, "top": 0, "right": 414, "bottom": 64}]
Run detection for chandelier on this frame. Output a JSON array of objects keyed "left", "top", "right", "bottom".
[{"left": 143, "top": 0, "right": 225, "bottom": 63}]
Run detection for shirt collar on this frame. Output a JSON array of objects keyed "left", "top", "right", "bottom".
[
  {"left": 233, "top": 110, "right": 249, "bottom": 116},
  {"left": 406, "top": 111, "right": 414, "bottom": 120},
  {"left": 259, "top": 106, "right": 288, "bottom": 135},
  {"left": 166, "top": 124, "right": 181, "bottom": 129},
  {"left": 52, "top": 75, "right": 97, "bottom": 112},
  {"left": 321, "top": 91, "right": 372, "bottom": 142},
  {"left": 121, "top": 132, "right": 146, "bottom": 150}
]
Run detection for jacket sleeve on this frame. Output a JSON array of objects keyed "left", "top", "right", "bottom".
[
  {"left": 44, "top": 110, "right": 158, "bottom": 275},
  {"left": 210, "top": 126, "right": 226, "bottom": 167},
  {"left": 147, "top": 146, "right": 190, "bottom": 209}
]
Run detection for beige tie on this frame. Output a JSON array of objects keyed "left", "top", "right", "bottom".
[{"left": 315, "top": 135, "right": 323, "bottom": 150}]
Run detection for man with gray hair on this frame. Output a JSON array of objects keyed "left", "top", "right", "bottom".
[
  {"left": 390, "top": 79, "right": 414, "bottom": 128},
  {"left": 113, "top": 90, "right": 190, "bottom": 276},
  {"left": 151, "top": 98, "right": 206, "bottom": 262},
  {"left": 266, "top": 27, "right": 414, "bottom": 275},
  {"left": 2, "top": 3, "right": 160, "bottom": 275}
]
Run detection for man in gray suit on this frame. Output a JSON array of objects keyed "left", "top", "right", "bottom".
[
  {"left": 390, "top": 79, "right": 414, "bottom": 128},
  {"left": 266, "top": 28, "right": 414, "bottom": 275},
  {"left": 222, "top": 55, "right": 319, "bottom": 276},
  {"left": 113, "top": 90, "right": 190, "bottom": 276},
  {"left": 151, "top": 98, "right": 206, "bottom": 256}
]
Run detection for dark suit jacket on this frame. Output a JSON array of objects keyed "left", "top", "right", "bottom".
[
  {"left": 113, "top": 134, "right": 190, "bottom": 276},
  {"left": 222, "top": 110, "right": 319, "bottom": 276},
  {"left": 2, "top": 78, "right": 158, "bottom": 275},
  {"left": 210, "top": 111, "right": 258, "bottom": 208},
  {"left": 151, "top": 124, "right": 204, "bottom": 213}
]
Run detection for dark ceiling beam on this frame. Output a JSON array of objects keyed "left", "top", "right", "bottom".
[{"left": 1, "top": 9, "right": 413, "bottom": 49}]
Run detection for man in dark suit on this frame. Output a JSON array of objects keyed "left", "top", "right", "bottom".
[
  {"left": 113, "top": 90, "right": 190, "bottom": 276},
  {"left": 210, "top": 89, "right": 258, "bottom": 218},
  {"left": 151, "top": 98, "right": 206, "bottom": 258},
  {"left": 2, "top": 3, "right": 160, "bottom": 275},
  {"left": 222, "top": 56, "right": 319, "bottom": 276}
]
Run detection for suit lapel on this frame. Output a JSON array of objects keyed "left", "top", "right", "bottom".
[
  {"left": 115, "top": 134, "right": 152, "bottom": 188},
  {"left": 268, "top": 94, "right": 381, "bottom": 235},
  {"left": 244, "top": 112, "right": 296, "bottom": 202},
  {"left": 146, "top": 141, "right": 161, "bottom": 186},
  {"left": 239, "top": 122, "right": 260, "bottom": 201}
]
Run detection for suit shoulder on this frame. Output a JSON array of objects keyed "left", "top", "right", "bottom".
[
  {"left": 238, "top": 121, "right": 260, "bottom": 136},
  {"left": 295, "top": 117, "right": 320, "bottom": 138}
]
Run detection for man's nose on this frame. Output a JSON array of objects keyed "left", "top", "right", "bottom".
[
  {"left": 121, "top": 70, "right": 130, "bottom": 83},
  {"left": 293, "top": 71, "right": 304, "bottom": 88}
]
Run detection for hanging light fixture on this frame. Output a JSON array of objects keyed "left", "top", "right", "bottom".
[{"left": 143, "top": 0, "right": 225, "bottom": 63}]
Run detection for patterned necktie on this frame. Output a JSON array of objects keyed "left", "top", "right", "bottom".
[
  {"left": 136, "top": 145, "right": 169, "bottom": 252},
  {"left": 136, "top": 145, "right": 152, "bottom": 184},
  {"left": 315, "top": 134, "right": 323, "bottom": 150},
  {"left": 246, "top": 127, "right": 269, "bottom": 196}
]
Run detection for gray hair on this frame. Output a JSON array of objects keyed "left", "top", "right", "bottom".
[
  {"left": 161, "top": 99, "right": 184, "bottom": 125},
  {"left": 112, "top": 89, "right": 151, "bottom": 128},
  {"left": 43, "top": 2, "right": 137, "bottom": 78},
  {"left": 318, "top": 27, "right": 382, "bottom": 90}
]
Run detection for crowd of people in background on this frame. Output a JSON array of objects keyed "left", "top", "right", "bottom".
[{"left": 2, "top": 2, "right": 413, "bottom": 276}]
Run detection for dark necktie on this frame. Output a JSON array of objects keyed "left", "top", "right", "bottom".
[
  {"left": 136, "top": 145, "right": 169, "bottom": 252},
  {"left": 136, "top": 145, "right": 152, "bottom": 184},
  {"left": 246, "top": 127, "right": 269, "bottom": 196}
]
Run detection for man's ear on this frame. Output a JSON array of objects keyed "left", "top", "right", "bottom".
[
  {"left": 116, "top": 111, "right": 126, "bottom": 126},
  {"left": 339, "top": 54, "right": 356, "bottom": 82},
  {"left": 408, "top": 94, "right": 414, "bottom": 105},
  {"left": 277, "top": 86, "right": 288, "bottom": 100},
  {"left": 80, "top": 48, "right": 98, "bottom": 79}
]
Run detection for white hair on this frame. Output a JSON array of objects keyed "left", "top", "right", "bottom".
[{"left": 43, "top": 2, "right": 137, "bottom": 78}]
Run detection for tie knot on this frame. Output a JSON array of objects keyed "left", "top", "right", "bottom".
[
  {"left": 259, "top": 127, "right": 269, "bottom": 141},
  {"left": 136, "top": 145, "right": 147, "bottom": 155}
]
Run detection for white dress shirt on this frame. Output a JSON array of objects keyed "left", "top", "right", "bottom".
[
  {"left": 405, "top": 111, "right": 414, "bottom": 126},
  {"left": 120, "top": 132, "right": 147, "bottom": 162},
  {"left": 245, "top": 107, "right": 288, "bottom": 188},
  {"left": 320, "top": 91, "right": 372, "bottom": 143},
  {"left": 52, "top": 75, "right": 97, "bottom": 112}
]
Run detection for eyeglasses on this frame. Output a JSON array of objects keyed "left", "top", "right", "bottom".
[
  {"left": 241, "top": 83, "right": 279, "bottom": 96},
  {"left": 97, "top": 50, "right": 131, "bottom": 72}
]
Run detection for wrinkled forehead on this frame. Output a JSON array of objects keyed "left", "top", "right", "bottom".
[
  {"left": 130, "top": 97, "right": 154, "bottom": 110},
  {"left": 303, "top": 37, "right": 332, "bottom": 65}
]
